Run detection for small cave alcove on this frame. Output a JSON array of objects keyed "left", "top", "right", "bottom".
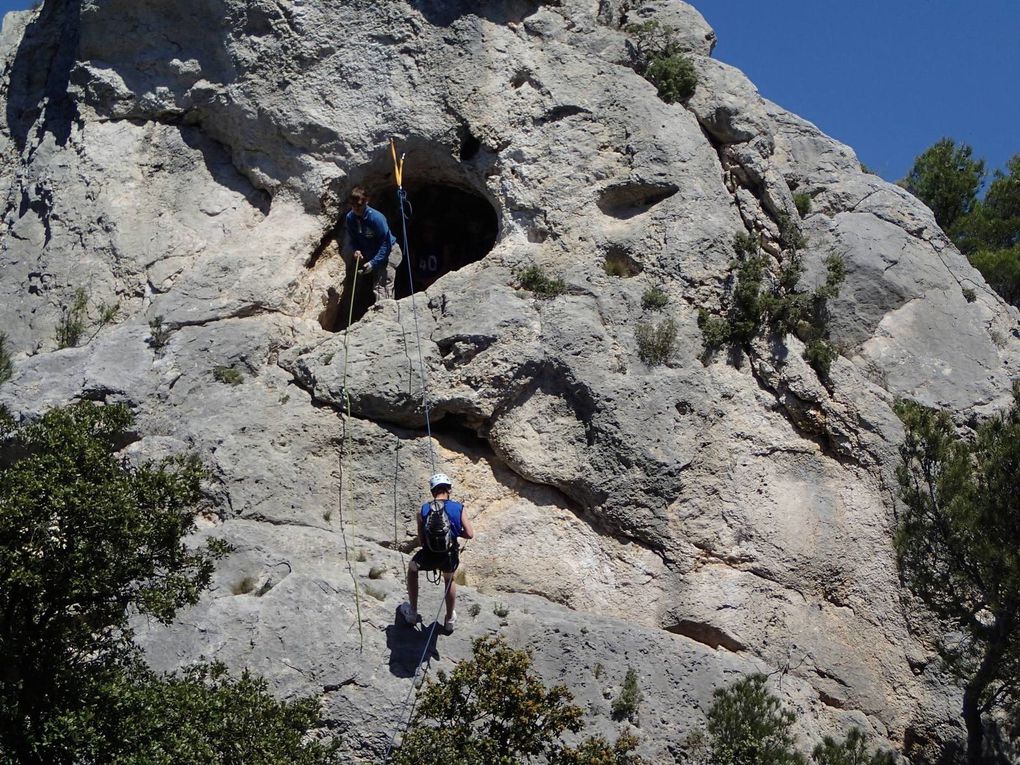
[{"left": 321, "top": 175, "right": 499, "bottom": 330}]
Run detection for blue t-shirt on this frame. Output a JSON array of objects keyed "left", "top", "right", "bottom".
[
  {"left": 345, "top": 206, "right": 396, "bottom": 270},
  {"left": 420, "top": 499, "right": 465, "bottom": 538}
]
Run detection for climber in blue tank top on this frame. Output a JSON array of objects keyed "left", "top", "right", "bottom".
[{"left": 398, "top": 472, "right": 474, "bottom": 634}]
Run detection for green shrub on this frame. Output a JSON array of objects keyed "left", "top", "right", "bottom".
[
  {"left": 803, "top": 338, "right": 838, "bottom": 378},
  {"left": 0, "top": 332, "right": 12, "bottom": 387},
  {"left": 812, "top": 728, "right": 895, "bottom": 765},
  {"left": 393, "top": 637, "right": 645, "bottom": 765},
  {"left": 733, "top": 230, "right": 760, "bottom": 259},
  {"left": 468, "top": 602, "right": 481, "bottom": 618},
  {"left": 971, "top": 245, "right": 1020, "bottom": 307},
  {"left": 962, "top": 286, "right": 977, "bottom": 303},
  {"left": 641, "top": 286, "right": 669, "bottom": 311},
  {"left": 645, "top": 54, "right": 697, "bottom": 103},
  {"left": 98, "top": 301, "right": 119, "bottom": 326},
  {"left": 55, "top": 288, "right": 88, "bottom": 349},
  {"left": 636, "top": 318, "right": 678, "bottom": 365},
  {"left": 697, "top": 310, "right": 731, "bottom": 353},
  {"left": 213, "top": 366, "right": 244, "bottom": 385},
  {"left": 493, "top": 602, "right": 510, "bottom": 618},
  {"left": 706, "top": 675, "right": 804, "bottom": 765},
  {"left": 604, "top": 251, "right": 640, "bottom": 278},
  {"left": 625, "top": 21, "right": 697, "bottom": 103},
  {"left": 516, "top": 265, "right": 566, "bottom": 298},
  {"left": 697, "top": 235, "right": 846, "bottom": 379},
  {"left": 793, "top": 192, "right": 812, "bottom": 217},
  {"left": 777, "top": 212, "right": 807, "bottom": 252},
  {"left": 63, "top": 663, "right": 340, "bottom": 765},
  {"left": 611, "top": 668, "right": 642, "bottom": 724},
  {"left": 148, "top": 316, "right": 171, "bottom": 350}
]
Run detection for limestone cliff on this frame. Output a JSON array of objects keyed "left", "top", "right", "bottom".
[{"left": 2, "top": 0, "right": 1019, "bottom": 761}]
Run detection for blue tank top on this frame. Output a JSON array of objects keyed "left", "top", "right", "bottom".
[{"left": 420, "top": 499, "right": 464, "bottom": 538}]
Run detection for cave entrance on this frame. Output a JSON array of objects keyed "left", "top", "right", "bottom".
[{"left": 336, "top": 182, "right": 498, "bottom": 328}]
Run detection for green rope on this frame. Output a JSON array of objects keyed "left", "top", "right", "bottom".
[{"left": 337, "top": 260, "right": 364, "bottom": 650}]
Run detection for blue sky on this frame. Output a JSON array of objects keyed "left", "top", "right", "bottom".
[
  {"left": 2, "top": 0, "right": 1017, "bottom": 183},
  {"left": 692, "top": 1, "right": 1020, "bottom": 182}
]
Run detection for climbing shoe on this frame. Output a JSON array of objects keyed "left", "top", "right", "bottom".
[{"left": 444, "top": 610, "right": 457, "bottom": 634}]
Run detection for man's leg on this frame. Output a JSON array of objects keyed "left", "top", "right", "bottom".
[
  {"left": 442, "top": 570, "right": 456, "bottom": 622},
  {"left": 407, "top": 560, "right": 420, "bottom": 613}
]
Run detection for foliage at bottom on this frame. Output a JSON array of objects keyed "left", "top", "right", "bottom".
[{"left": 391, "top": 636, "right": 645, "bottom": 765}]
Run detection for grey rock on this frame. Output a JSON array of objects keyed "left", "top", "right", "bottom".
[{"left": 3, "top": 0, "right": 1016, "bottom": 760}]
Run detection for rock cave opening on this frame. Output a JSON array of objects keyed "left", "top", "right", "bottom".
[{"left": 314, "top": 144, "right": 500, "bottom": 331}]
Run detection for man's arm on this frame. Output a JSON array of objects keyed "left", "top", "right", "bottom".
[
  {"left": 460, "top": 508, "right": 474, "bottom": 540},
  {"left": 365, "top": 212, "right": 393, "bottom": 271},
  {"left": 416, "top": 512, "right": 425, "bottom": 547}
]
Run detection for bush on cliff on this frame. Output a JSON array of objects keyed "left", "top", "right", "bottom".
[
  {"left": 0, "top": 402, "right": 337, "bottom": 765},
  {"left": 391, "top": 635, "right": 646, "bottom": 765},
  {"left": 894, "top": 385, "right": 1020, "bottom": 764}
]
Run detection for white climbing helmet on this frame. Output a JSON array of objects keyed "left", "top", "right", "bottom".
[{"left": 429, "top": 473, "right": 453, "bottom": 491}]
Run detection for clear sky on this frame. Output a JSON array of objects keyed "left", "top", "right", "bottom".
[
  {"left": 2, "top": 0, "right": 1017, "bottom": 183},
  {"left": 692, "top": 1, "right": 1020, "bottom": 183}
]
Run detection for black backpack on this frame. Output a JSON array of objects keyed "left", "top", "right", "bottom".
[{"left": 423, "top": 500, "right": 455, "bottom": 553}]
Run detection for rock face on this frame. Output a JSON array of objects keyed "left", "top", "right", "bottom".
[{"left": 2, "top": 0, "right": 1019, "bottom": 761}]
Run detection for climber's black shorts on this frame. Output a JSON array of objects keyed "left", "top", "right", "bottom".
[{"left": 411, "top": 547, "right": 459, "bottom": 573}]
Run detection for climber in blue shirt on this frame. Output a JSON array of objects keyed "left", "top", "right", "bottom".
[
  {"left": 343, "top": 186, "right": 402, "bottom": 303},
  {"left": 398, "top": 472, "right": 474, "bottom": 634}
]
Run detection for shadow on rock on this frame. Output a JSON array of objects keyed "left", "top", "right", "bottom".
[{"left": 385, "top": 613, "right": 442, "bottom": 679}]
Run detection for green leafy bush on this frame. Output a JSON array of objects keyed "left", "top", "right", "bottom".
[
  {"left": 516, "top": 265, "right": 566, "bottom": 298},
  {"left": 777, "top": 213, "right": 807, "bottom": 253},
  {"left": 148, "top": 315, "right": 171, "bottom": 350},
  {"left": 641, "top": 286, "right": 669, "bottom": 311},
  {"left": 611, "top": 668, "right": 643, "bottom": 725},
  {"left": 698, "top": 234, "right": 846, "bottom": 378},
  {"left": 636, "top": 317, "right": 678, "bottom": 366},
  {"left": 98, "top": 301, "right": 119, "bottom": 326},
  {"left": 812, "top": 728, "right": 895, "bottom": 765},
  {"left": 56, "top": 663, "right": 340, "bottom": 765},
  {"left": 392, "top": 636, "right": 645, "bottom": 765},
  {"left": 894, "top": 388, "right": 1020, "bottom": 763},
  {"left": 625, "top": 20, "right": 698, "bottom": 104},
  {"left": 970, "top": 245, "right": 1020, "bottom": 307},
  {"left": 604, "top": 251, "right": 640, "bottom": 278},
  {"left": 0, "top": 403, "right": 224, "bottom": 760},
  {"left": 213, "top": 366, "right": 244, "bottom": 385},
  {"left": 0, "top": 402, "right": 337, "bottom": 763},
  {"left": 901, "top": 137, "right": 985, "bottom": 231},
  {"left": 793, "top": 192, "right": 812, "bottom": 217},
  {"left": 55, "top": 288, "right": 88, "bottom": 349},
  {"left": 705, "top": 675, "right": 805, "bottom": 765}
]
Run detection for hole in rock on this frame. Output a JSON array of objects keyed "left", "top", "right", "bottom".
[
  {"left": 317, "top": 145, "right": 500, "bottom": 331},
  {"left": 602, "top": 246, "right": 641, "bottom": 277},
  {"left": 597, "top": 181, "right": 678, "bottom": 220}
]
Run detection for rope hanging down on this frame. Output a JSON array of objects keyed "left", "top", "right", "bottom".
[
  {"left": 336, "top": 259, "right": 364, "bottom": 650},
  {"left": 390, "top": 138, "right": 438, "bottom": 477},
  {"left": 380, "top": 138, "right": 458, "bottom": 762}
]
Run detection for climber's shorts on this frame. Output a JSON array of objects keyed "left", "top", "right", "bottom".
[{"left": 410, "top": 546, "right": 459, "bottom": 573}]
